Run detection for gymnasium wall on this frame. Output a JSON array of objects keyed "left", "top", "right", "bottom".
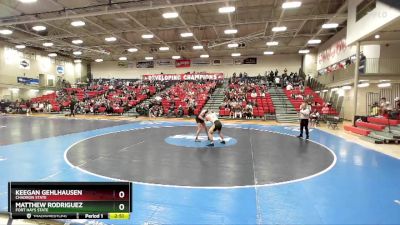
[
  {"left": 0, "top": 41, "right": 86, "bottom": 100},
  {"left": 302, "top": 53, "right": 317, "bottom": 77},
  {"left": 380, "top": 42, "right": 400, "bottom": 57},
  {"left": 91, "top": 54, "right": 302, "bottom": 79},
  {"left": 339, "top": 85, "right": 382, "bottom": 120}
]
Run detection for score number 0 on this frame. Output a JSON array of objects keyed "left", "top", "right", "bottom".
[{"left": 118, "top": 191, "right": 125, "bottom": 211}]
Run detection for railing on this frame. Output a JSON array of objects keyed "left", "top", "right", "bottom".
[
  {"left": 316, "top": 58, "right": 400, "bottom": 85},
  {"left": 366, "top": 58, "right": 400, "bottom": 74}
]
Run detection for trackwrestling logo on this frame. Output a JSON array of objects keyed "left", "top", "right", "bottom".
[{"left": 165, "top": 134, "right": 237, "bottom": 148}]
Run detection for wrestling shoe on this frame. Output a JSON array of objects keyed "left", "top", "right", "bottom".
[
  {"left": 207, "top": 143, "right": 215, "bottom": 147},
  {"left": 220, "top": 140, "right": 226, "bottom": 144}
]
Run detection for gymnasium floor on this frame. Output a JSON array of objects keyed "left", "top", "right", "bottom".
[{"left": 0, "top": 115, "right": 400, "bottom": 224}]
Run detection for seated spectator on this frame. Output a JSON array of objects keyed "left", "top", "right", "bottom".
[
  {"left": 177, "top": 105, "right": 184, "bottom": 117},
  {"left": 250, "top": 91, "right": 257, "bottom": 98},
  {"left": 244, "top": 103, "right": 253, "bottom": 119},
  {"left": 379, "top": 97, "right": 387, "bottom": 115},
  {"left": 286, "top": 83, "right": 293, "bottom": 91},
  {"left": 370, "top": 102, "right": 379, "bottom": 116},
  {"left": 233, "top": 104, "right": 242, "bottom": 119},
  {"left": 383, "top": 101, "right": 393, "bottom": 118},
  {"left": 321, "top": 104, "right": 330, "bottom": 121},
  {"left": 310, "top": 109, "right": 320, "bottom": 127},
  {"left": 155, "top": 95, "right": 162, "bottom": 102}
]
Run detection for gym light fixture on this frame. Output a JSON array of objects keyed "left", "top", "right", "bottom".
[
  {"left": 0, "top": 29, "right": 13, "bottom": 35},
  {"left": 159, "top": 47, "right": 170, "bottom": 51},
  {"left": 218, "top": 6, "right": 235, "bottom": 13},
  {"left": 142, "top": 34, "right": 154, "bottom": 39},
  {"left": 358, "top": 83, "right": 370, "bottom": 88},
  {"left": 180, "top": 32, "right": 193, "bottom": 37},
  {"left": 127, "top": 48, "right": 138, "bottom": 52},
  {"left": 32, "top": 25, "right": 46, "bottom": 31},
  {"left": 18, "top": 0, "right": 37, "bottom": 3},
  {"left": 272, "top": 26, "right": 287, "bottom": 32},
  {"left": 227, "top": 43, "right": 239, "bottom": 48},
  {"left": 266, "top": 41, "right": 279, "bottom": 46},
  {"left": 72, "top": 39, "right": 83, "bottom": 44},
  {"left": 224, "top": 29, "right": 238, "bottom": 34},
  {"left": 377, "top": 82, "right": 391, "bottom": 88},
  {"left": 308, "top": 39, "right": 322, "bottom": 44},
  {"left": 162, "top": 12, "right": 179, "bottom": 19},
  {"left": 105, "top": 37, "right": 117, "bottom": 42},
  {"left": 299, "top": 49, "right": 310, "bottom": 54},
  {"left": 282, "top": 1, "right": 302, "bottom": 9},
  {"left": 322, "top": 23, "right": 339, "bottom": 29},
  {"left": 193, "top": 45, "right": 204, "bottom": 50},
  {"left": 43, "top": 42, "right": 54, "bottom": 47},
  {"left": 71, "top": 21, "right": 86, "bottom": 27}
]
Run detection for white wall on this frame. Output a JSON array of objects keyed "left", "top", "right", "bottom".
[
  {"left": 91, "top": 55, "right": 302, "bottom": 79},
  {"left": 380, "top": 42, "right": 400, "bottom": 58},
  {"left": 0, "top": 41, "right": 84, "bottom": 86},
  {"left": 347, "top": 0, "right": 400, "bottom": 45},
  {"left": 340, "top": 85, "right": 381, "bottom": 120},
  {"left": 302, "top": 53, "right": 317, "bottom": 77},
  {"left": 0, "top": 41, "right": 86, "bottom": 100}
]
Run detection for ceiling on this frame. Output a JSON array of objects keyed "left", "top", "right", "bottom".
[
  {"left": 361, "top": 17, "right": 400, "bottom": 44},
  {"left": 0, "top": 0, "right": 348, "bottom": 61}
]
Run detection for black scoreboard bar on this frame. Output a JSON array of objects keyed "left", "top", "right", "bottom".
[{"left": 8, "top": 182, "right": 132, "bottom": 220}]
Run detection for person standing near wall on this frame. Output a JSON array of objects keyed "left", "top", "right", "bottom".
[{"left": 297, "top": 102, "right": 310, "bottom": 140}]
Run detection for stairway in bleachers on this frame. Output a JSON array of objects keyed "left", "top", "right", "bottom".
[
  {"left": 204, "top": 82, "right": 227, "bottom": 113},
  {"left": 268, "top": 88, "right": 298, "bottom": 123}
]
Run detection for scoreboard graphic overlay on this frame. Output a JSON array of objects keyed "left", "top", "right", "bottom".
[{"left": 8, "top": 182, "right": 132, "bottom": 220}]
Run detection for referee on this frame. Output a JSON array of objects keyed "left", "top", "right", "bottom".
[{"left": 297, "top": 102, "right": 310, "bottom": 140}]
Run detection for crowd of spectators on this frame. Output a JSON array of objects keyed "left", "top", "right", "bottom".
[
  {"left": 221, "top": 73, "right": 277, "bottom": 119},
  {"left": 0, "top": 99, "right": 31, "bottom": 114},
  {"left": 15, "top": 78, "right": 168, "bottom": 116},
  {"left": 136, "top": 80, "right": 218, "bottom": 118}
]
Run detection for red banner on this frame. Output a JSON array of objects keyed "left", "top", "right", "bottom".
[
  {"left": 175, "top": 59, "right": 191, "bottom": 68},
  {"left": 143, "top": 73, "right": 224, "bottom": 81}
]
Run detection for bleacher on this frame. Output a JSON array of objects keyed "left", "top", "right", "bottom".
[
  {"left": 219, "top": 83, "right": 275, "bottom": 118},
  {"left": 30, "top": 83, "right": 158, "bottom": 114},
  {"left": 344, "top": 117, "right": 400, "bottom": 144},
  {"left": 284, "top": 87, "right": 338, "bottom": 115},
  {"left": 160, "top": 81, "right": 216, "bottom": 116}
]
